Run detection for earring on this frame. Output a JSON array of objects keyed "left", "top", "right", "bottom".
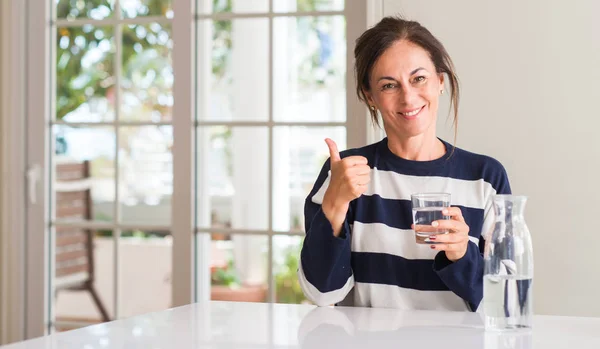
[
  {"left": 440, "top": 90, "right": 444, "bottom": 95},
  {"left": 370, "top": 105, "right": 376, "bottom": 112}
]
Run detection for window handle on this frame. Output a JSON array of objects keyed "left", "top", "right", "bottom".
[{"left": 26, "top": 164, "right": 41, "bottom": 204}]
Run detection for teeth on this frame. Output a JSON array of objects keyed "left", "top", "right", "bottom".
[{"left": 402, "top": 107, "right": 422, "bottom": 116}]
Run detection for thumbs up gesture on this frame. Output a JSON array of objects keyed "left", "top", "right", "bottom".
[{"left": 322, "top": 138, "right": 371, "bottom": 236}]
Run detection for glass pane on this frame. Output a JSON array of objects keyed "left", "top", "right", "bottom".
[
  {"left": 119, "top": 126, "right": 173, "bottom": 225},
  {"left": 56, "top": 0, "right": 115, "bottom": 20},
  {"left": 53, "top": 125, "right": 116, "bottom": 223},
  {"left": 53, "top": 227, "right": 114, "bottom": 326},
  {"left": 273, "top": 0, "right": 344, "bottom": 12},
  {"left": 121, "top": 0, "right": 173, "bottom": 18},
  {"left": 120, "top": 230, "right": 172, "bottom": 317},
  {"left": 273, "top": 235, "right": 309, "bottom": 304},
  {"left": 273, "top": 16, "right": 346, "bottom": 122},
  {"left": 196, "top": 19, "right": 269, "bottom": 121},
  {"left": 122, "top": 24, "right": 173, "bottom": 122},
  {"left": 272, "top": 127, "right": 346, "bottom": 232},
  {"left": 210, "top": 234, "right": 268, "bottom": 303},
  {"left": 56, "top": 26, "right": 115, "bottom": 122},
  {"left": 197, "top": 0, "right": 268, "bottom": 14},
  {"left": 196, "top": 127, "right": 268, "bottom": 230}
]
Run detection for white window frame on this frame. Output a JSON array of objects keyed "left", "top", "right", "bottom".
[{"left": 9, "top": 0, "right": 385, "bottom": 341}]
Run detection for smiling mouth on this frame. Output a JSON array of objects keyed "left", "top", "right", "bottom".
[{"left": 398, "top": 106, "right": 425, "bottom": 118}]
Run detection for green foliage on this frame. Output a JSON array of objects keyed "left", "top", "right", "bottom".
[
  {"left": 55, "top": 0, "right": 338, "bottom": 121},
  {"left": 211, "top": 258, "right": 241, "bottom": 287},
  {"left": 298, "top": 0, "right": 334, "bottom": 11},
  {"left": 212, "top": 0, "right": 232, "bottom": 78},
  {"left": 55, "top": 0, "right": 172, "bottom": 120},
  {"left": 274, "top": 242, "right": 306, "bottom": 304}
]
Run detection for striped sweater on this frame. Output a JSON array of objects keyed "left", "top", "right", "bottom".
[{"left": 298, "top": 138, "right": 511, "bottom": 311}]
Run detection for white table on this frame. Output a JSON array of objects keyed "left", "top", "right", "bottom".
[{"left": 2, "top": 301, "right": 599, "bottom": 348}]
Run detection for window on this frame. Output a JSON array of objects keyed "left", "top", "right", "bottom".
[
  {"left": 24, "top": 0, "right": 376, "bottom": 336},
  {"left": 194, "top": 0, "right": 347, "bottom": 304},
  {"left": 49, "top": 0, "right": 175, "bottom": 331}
]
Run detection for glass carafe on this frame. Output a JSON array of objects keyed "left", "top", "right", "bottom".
[{"left": 483, "top": 195, "right": 534, "bottom": 330}]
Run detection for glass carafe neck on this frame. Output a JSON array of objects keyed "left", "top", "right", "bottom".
[{"left": 492, "top": 195, "right": 527, "bottom": 220}]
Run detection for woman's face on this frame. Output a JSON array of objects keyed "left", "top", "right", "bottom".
[{"left": 365, "top": 40, "right": 444, "bottom": 140}]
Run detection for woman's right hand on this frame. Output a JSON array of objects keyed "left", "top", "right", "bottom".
[{"left": 322, "top": 138, "right": 371, "bottom": 237}]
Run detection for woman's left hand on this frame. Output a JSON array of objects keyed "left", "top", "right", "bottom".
[{"left": 429, "top": 207, "right": 470, "bottom": 262}]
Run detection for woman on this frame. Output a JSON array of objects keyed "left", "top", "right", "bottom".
[{"left": 298, "top": 16, "right": 511, "bottom": 312}]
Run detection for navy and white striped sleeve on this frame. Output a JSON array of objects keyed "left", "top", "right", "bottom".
[
  {"left": 433, "top": 159, "right": 512, "bottom": 311},
  {"left": 298, "top": 158, "right": 355, "bottom": 306}
]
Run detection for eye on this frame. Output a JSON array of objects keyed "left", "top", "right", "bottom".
[
  {"left": 414, "top": 76, "right": 427, "bottom": 83},
  {"left": 381, "top": 83, "right": 396, "bottom": 90}
]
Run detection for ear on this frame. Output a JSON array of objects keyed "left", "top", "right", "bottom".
[
  {"left": 363, "top": 88, "right": 375, "bottom": 106},
  {"left": 438, "top": 73, "right": 445, "bottom": 91}
]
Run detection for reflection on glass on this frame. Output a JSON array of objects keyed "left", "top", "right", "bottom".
[
  {"left": 273, "top": 16, "right": 346, "bottom": 122},
  {"left": 54, "top": 228, "right": 114, "bottom": 328},
  {"left": 273, "top": 235, "right": 309, "bottom": 304},
  {"left": 122, "top": 24, "right": 173, "bottom": 122},
  {"left": 273, "top": 0, "right": 344, "bottom": 12},
  {"left": 197, "top": 0, "right": 268, "bottom": 14},
  {"left": 272, "top": 127, "right": 346, "bottom": 232},
  {"left": 120, "top": 230, "right": 172, "bottom": 317},
  {"left": 121, "top": 0, "right": 173, "bottom": 18},
  {"left": 56, "top": 26, "right": 115, "bottom": 122},
  {"left": 210, "top": 234, "right": 268, "bottom": 303},
  {"left": 53, "top": 125, "right": 116, "bottom": 222},
  {"left": 196, "top": 19, "right": 268, "bottom": 121},
  {"left": 119, "top": 126, "right": 173, "bottom": 225},
  {"left": 56, "top": 0, "right": 115, "bottom": 20},
  {"left": 196, "top": 127, "right": 268, "bottom": 230}
]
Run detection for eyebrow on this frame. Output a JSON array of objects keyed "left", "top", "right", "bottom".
[
  {"left": 410, "top": 67, "right": 426, "bottom": 75},
  {"left": 376, "top": 68, "right": 427, "bottom": 83},
  {"left": 377, "top": 76, "right": 397, "bottom": 83}
]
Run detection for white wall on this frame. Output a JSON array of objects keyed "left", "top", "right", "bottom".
[
  {"left": 0, "top": 5, "right": 4, "bottom": 342},
  {"left": 0, "top": 0, "right": 27, "bottom": 344},
  {"left": 383, "top": 0, "right": 600, "bottom": 317}
]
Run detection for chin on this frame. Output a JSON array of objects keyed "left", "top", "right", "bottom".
[{"left": 382, "top": 115, "right": 434, "bottom": 138}]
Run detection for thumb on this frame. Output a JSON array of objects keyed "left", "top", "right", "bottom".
[{"left": 325, "top": 138, "right": 341, "bottom": 163}]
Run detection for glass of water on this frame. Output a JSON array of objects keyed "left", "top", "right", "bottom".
[{"left": 411, "top": 193, "right": 451, "bottom": 244}]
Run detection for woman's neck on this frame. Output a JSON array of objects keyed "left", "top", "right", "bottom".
[{"left": 386, "top": 134, "right": 446, "bottom": 161}]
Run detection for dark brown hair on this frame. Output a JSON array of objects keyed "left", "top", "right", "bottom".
[{"left": 354, "top": 16, "right": 460, "bottom": 139}]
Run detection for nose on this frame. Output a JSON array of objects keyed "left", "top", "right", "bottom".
[{"left": 399, "top": 85, "right": 419, "bottom": 105}]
